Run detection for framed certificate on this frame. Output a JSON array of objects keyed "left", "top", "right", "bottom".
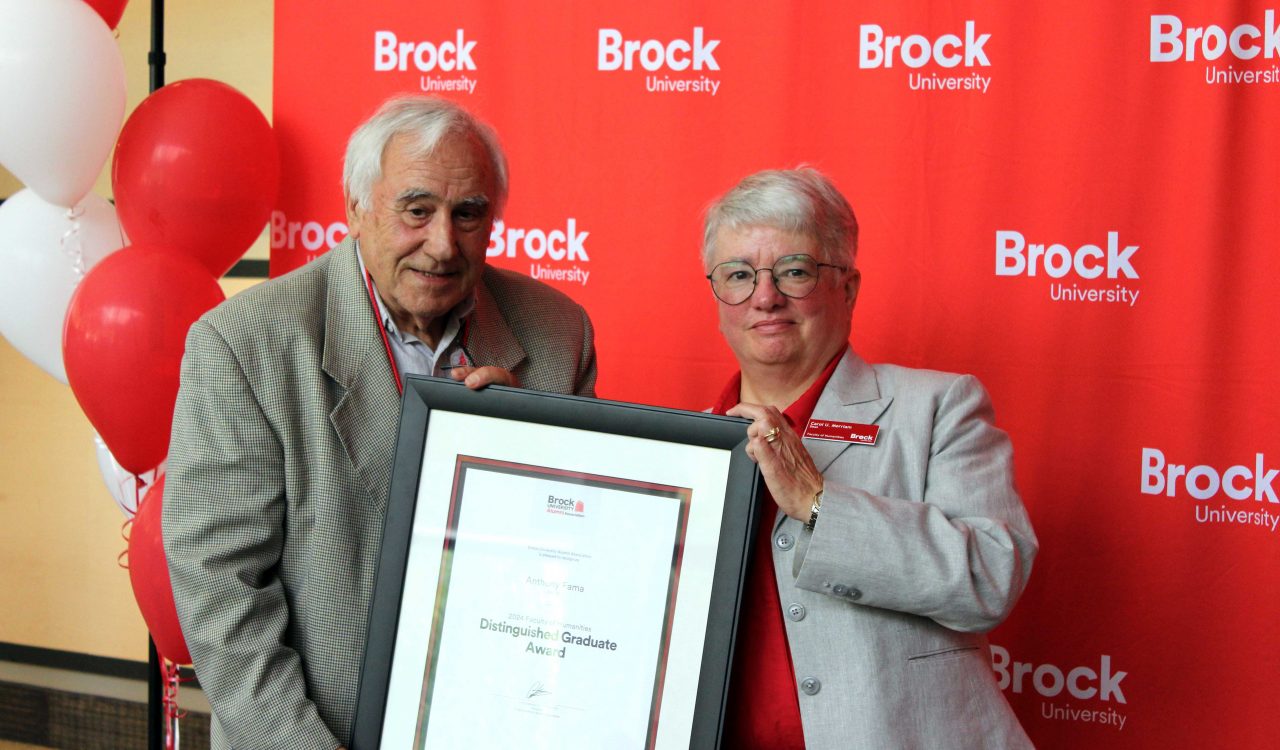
[{"left": 350, "top": 377, "right": 761, "bottom": 749}]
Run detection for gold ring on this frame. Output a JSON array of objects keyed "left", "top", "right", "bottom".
[{"left": 764, "top": 426, "right": 781, "bottom": 443}]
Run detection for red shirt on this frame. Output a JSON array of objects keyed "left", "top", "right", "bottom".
[{"left": 711, "top": 349, "right": 845, "bottom": 750}]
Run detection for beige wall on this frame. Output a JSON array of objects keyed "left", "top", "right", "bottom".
[{"left": 0, "top": 1, "right": 271, "bottom": 662}]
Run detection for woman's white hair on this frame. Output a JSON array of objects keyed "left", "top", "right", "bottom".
[
  {"left": 702, "top": 167, "right": 858, "bottom": 268},
  {"left": 342, "top": 95, "right": 509, "bottom": 213}
]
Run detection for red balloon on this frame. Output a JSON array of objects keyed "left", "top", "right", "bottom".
[
  {"left": 63, "top": 244, "right": 225, "bottom": 475},
  {"left": 112, "top": 79, "right": 280, "bottom": 277},
  {"left": 128, "top": 475, "right": 191, "bottom": 665},
  {"left": 83, "top": 0, "right": 129, "bottom": 29}
]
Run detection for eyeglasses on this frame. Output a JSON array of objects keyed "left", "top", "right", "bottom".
[{"left": 706, "top": 254, "right": 848, "bottom": 305}]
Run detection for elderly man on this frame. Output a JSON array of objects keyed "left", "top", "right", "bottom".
[
  {"left": 704, "top": 168, "right": 1037, "bottom": 748},
  {"left": 163, "top": 95, "right": 596, "bottom": 749}
]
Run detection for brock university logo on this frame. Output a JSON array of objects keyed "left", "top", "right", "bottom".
[
  {"left": 858, "top": 19, "right": 993, "bottom": 93},
  {"left": 994, "top": 229, "right": 1142, "bottom": 308},
  {"left": 372, "top": 29, "right": 479, "bottom": 94},
  {"left": 1149, "top": 11, "right": 1280, "bottom": 86},
  {"left": 488, "top": 218, "right": 592, "bottom": 287},
  {"left": 596, "top": 26, "right": 723, "bottom": 96},
  {"left": 991, "top": 645, "right": 1130, "bottom": 732},
  {"left": 1141, "top": 447, "right": 1280, "bottom": 533},
  {"left": 546, "top": 495, "right": 585, "bottom": 517}
]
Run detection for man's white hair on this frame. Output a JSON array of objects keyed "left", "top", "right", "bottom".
[{"left": 342, "top": 94, "right": 509, "bottom": 213}]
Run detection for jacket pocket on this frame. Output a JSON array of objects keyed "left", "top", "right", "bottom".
[{"left": 907, "top": 645, "right": 981, "bottom": 663}]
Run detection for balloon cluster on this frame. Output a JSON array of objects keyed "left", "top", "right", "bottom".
[{"left": 0, "top": 0, "right": 280, "bottom": 666}]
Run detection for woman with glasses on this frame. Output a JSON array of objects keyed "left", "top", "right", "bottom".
[{"left": 704, "top": 168, "right": 1038, "bottom": 749}]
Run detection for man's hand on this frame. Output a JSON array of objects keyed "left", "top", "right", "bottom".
[{"left": 447, "top": 365, "right": 521, "bottom": 390}]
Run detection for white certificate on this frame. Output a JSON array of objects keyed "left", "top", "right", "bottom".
[{"left": 412, "top": 459, "right": 689, "bottom": 747}]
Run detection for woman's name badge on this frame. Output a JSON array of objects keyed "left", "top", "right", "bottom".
[{"left": 803, "top": 419, "right": 879, "bottom": 445}]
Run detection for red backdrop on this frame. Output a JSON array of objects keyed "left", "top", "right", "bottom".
[{"left": 272, "top": 2, "right": 1280, "bottom": 746}]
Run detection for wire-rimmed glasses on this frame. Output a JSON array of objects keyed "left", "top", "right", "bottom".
[{"left": 706, "top": 254, "right": 848, "bottom": 305}]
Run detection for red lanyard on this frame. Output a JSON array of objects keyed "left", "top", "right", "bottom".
[
  {"left": 365, "top": 270, "right": 471, "bottom": 395},
  {"left": 365, "top": 271, "right": 403, "bottom": 394}
]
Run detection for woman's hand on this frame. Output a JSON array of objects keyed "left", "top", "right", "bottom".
[{"left": 727, "top": 402, "right": 824, "bottom": 522}]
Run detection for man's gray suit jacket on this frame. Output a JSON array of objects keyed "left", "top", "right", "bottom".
[
  {"left": 162, "top": 241, "right": 597, "bottom": 749},
  {"left": 770, "top": 348, "right": 1037, "bottom": 748}
]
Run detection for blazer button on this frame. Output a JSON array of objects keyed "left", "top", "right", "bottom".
[
  {"left": 775, "top": 532, "right": 794, "bottom": 551},
  {"left": 800, "top": 677, "right": 822, "bottom": 695},
  {"left": 846, "top": 587, "right": 863, "bottom": 600},
  {"left": 832, "top": 584, "right": 848, "bottom": 596},
  {"left": 786, "top": 603, "right": 806, "bottom": 621}
]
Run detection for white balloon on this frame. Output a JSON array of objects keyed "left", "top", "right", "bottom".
[
  {"left": 0, "top": 0, "right": 127, "bottom": 207},
  {"left": 94, "top": 433, "right": 161, "bottom": 518},
  {"left": 0, "top": 189, "right": 125, "bottom": 382}
]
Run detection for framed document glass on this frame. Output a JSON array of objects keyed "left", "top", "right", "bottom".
[{"left": 351, "top": 377, "right": 760, "bottom": 749}]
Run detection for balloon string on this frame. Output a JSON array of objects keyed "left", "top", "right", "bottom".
[
  {"left": 61, "top": 205, "right": 87, "bottom": 279},
  {"left": 119, "top": 472, "right": 138, "bottom": 515},
  {"left": 117, "top": 473, "right": 146, "bottom": 568},
  {"left": 161, "top": 658, "right": 189, "bottom": 750},
  {"left": 121, "top": 469, "right": 151, "bottom": 517},
  {"left": 117, "top": 517, "right": 132, "bottom": 570}
]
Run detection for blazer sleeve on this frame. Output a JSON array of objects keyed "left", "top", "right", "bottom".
[
  {"left": 573, "top": 303, "right": 599, "bottom": 398},
  {"left": 791, "top": 373, "right": 1038, "bottom": 634},
  {"left": 162, "top": 320, "right": 342, "bottom": 750}
]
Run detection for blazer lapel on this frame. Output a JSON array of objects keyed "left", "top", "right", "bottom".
[
  {"left": 322, "top": 241, "right": 402, "bottom": 514},
  {"left": 463, "top": 269, "right": 528, "bottom": 372},
  {"left": 803, "top": 349, "right": 894, "bottom": 473}
]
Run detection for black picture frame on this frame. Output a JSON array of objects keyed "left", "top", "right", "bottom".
[{"left": 350, "top": 376, "right": 761, "bottom": 749}]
